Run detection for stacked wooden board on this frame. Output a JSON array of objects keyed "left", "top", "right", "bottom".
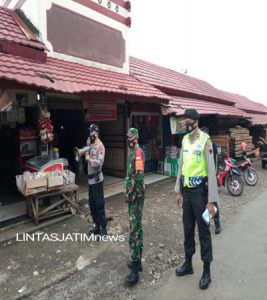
[
  {"left": 210, "top": 135, "right": 230, "bottom": 154},
  {"left": 229, "top": 127, "right": 254, "bottom": 157}
]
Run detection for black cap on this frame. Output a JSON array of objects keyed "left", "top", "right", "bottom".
[
  {"left": 184, "top": 108, "right": 200, "bottom": 120},
  {"left": 88, "top": 124, "right": 99, "bottom": 132}
]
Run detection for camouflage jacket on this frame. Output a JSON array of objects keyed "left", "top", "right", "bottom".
[{"left": 125, "top": 145, "right": 145, "bottom": 197}]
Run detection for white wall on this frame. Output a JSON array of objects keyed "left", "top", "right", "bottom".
[{"left": 2, "top": 0, "right": 130, "bottom": 74}]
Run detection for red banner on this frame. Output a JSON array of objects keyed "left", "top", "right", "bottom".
[{"left": 83, "top": 99, "right": 117, "bottom": 122}]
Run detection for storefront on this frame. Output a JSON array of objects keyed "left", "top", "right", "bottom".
[
  {"left": 129, "top": 103, "right": 163, "bottom": 173},
  {"left": 48, "top": 94, "right": 84, "bottom": 172},
  {"left": 0, "top": 89, "right": 40, "bottom": 194}
]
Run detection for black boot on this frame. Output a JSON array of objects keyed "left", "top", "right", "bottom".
[
  {"left": 176, "top": 256, "right": 193, "bottom": 276},
  {"left": 88, "top": 224, "right": 100, "bottom": 235},
  {"left": 95, "top": 226, "right": 108, "bottom": 241},
  {"left": 127, "top": 260, "right": 143, "bottom": 272},
  {"left": 100, "top": 226, "right": 108, "bottom": 236},
  {"left": 215, "top": 224, "right": 222, "bottom": 234},
  {"left": 199, "top": 262, "right": 211, "bottom": 290},
  {"left": 125, "top": 261, "right": 141, "bottom": 287}
]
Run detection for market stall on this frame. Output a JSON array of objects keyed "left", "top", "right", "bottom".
[{"left": 16, "top": 168, "right": 79, "bottom": 225}]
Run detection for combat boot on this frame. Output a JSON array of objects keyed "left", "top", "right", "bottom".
[
  {"left": 199, "top": 262, "right": 211, "bottom": 290},
  {"left": 125, "top": 261, "right": 141, "bottom": 287},
  {"left": 127, "top": 260, "right": 143, "bottom": 272},
  {"left": 88, "top": 224, "right": 100, "bottom": 235},
  {"left": 215, "top": 223, "right": 222, "bottom": 234},
  {"left": 100, "top": 226, "right": 108, "bottom": 236},
  {"left": 176, "top": 256, "right": 193, "bottom": 276},
  {"left": 95, "top": 226, "right": 108, "bottom": 241}
]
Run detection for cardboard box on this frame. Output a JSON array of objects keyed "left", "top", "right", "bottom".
[
  {"left": 47, "top": 174, "right": 64, "bottom": 188},
  {"left": 16, "top": 174, "right": 47, "bottom": 196}
]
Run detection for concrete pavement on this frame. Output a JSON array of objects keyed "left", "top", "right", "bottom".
[{"left": 137, "top": 187, "right": 267, "bottom": 300}]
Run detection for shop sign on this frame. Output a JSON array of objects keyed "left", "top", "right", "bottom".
[
  {"left": 170, "top": 116, "right": 186, "bottom": 134},
  {"left": 83, "top": 99, "right": 117, "bottom": 121}
]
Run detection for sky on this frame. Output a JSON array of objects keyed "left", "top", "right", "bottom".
[{"left": 129, "top": 0, "right": 267, "bottom": 106}]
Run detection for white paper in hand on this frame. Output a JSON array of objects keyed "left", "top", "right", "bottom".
[
  {"left": 202, "top": 208, "right": 210, "bottom": 225},
  {"left": 202, "top": 206, "right": 218, "bottom": 225}
]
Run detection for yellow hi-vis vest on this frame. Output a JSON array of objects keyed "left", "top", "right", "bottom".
[{"left": 182, "top": 130, "right": 209, "bottom": 188}]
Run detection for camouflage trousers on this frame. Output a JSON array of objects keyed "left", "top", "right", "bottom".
[{"left": 128, "top": 190, "right": 145, "bottom": 262}]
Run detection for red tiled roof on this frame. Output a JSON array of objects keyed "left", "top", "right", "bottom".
[
  {"left": 221, "top": 90, "right": 267, "bottom": 114},
  {"left": 0, "top": 53, "right": 171, "bottom": 100},
  {"left": 248, "top": 113, "right": 267, "bottom": 125},
  {"left": 130, "top": 57, "right": 236, "bottom": 105},
  {"left": 161, "top": 96, "right": 247, "bottom": 118},
  {"left": 0, "top": 6, "right": 46, "bottom": 50}
]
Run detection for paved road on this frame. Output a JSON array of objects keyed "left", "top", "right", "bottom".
[{"left": 137, "top": 188, "right": 267, "bottom": 300}]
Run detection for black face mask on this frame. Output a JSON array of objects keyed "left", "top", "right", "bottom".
[
  {"left": 185, "top": 120, "right": 197, "bottom": 134},
  {"left": 90, "top": 134, "right": 96, "bottom": 143},
  {"left": 128, "top": 140, "right": 136, "bottom": 148}
]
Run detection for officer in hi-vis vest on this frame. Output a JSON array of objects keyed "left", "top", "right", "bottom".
[
  {"left": 124, "top": 128, "right": 145, "bottom": 287},
  {"left": 175, "top": 108, "right": 219, "bottom": 290}
]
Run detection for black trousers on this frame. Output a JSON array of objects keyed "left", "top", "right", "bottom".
[
  {"left": 182, "top": 187, "right": 213, "bottom": 263},
  {"left": 88, "top": 181, "right": 106, "bottom": 228}
]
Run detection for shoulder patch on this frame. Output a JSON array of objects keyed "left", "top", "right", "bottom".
[{"left": 99, "top": 145, "right": 104, "bottom": 155}]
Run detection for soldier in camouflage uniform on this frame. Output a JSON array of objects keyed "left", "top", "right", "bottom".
[{"left": 124, "top": 128, "right": 145, "bottom": 287}]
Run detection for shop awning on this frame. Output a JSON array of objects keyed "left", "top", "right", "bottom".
[
  {"left": 161, "top": 96, "right": 247, "bottom": 118},
  {"left": 0, "top": 53, "right": 171, "bottom": 101}
]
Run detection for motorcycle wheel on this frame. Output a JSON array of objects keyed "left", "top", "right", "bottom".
[
  {"left": 226, "top": 174, "right": 244, "bottom": 196},
  {"left": 244, "top": 169, "right": 258, "bottom": 186}
]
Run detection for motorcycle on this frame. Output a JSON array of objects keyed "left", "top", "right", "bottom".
[
  {"left": 217, "top": 153, "right": 244, "bottom": 196},
  {"left": 238, "top": 142, "right": 258, "bottom": 186},
  {"left": 238, "top": 153, "right": 258, "bottom": 186}
]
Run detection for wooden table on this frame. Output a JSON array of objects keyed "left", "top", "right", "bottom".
[{"left": 25, "top": 184, "right": 79, "bottom": 225}]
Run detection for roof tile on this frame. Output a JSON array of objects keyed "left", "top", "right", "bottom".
[
  {"left": 0, "top": 6, "right": 45, "bottom": 50},
  {"left": 0, "top": 53, "right": 170, "bottom": 100},
  {"left": 162, "top": 96, "right": 247, "bottom": 117},
  {"left": 130, "top": 57, "right": 235, "bottom": 105}
]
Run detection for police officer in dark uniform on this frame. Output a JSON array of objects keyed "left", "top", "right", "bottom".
[
  {"left": 175, "top": 109, "right": 219, "bottom": 290},
  {"left": 85, "top": 124, "right": 107, "bottom": 236}
]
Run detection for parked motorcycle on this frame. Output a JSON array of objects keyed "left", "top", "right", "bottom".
[
  {"left": 238, "top": 154, "right": 258, "bottom": 186},
  {"left": 217, "top": 153, "right": 244, "bottom": 196},
  {"left": 238, "top": 142, "right": 258, "bottom": 186}
]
